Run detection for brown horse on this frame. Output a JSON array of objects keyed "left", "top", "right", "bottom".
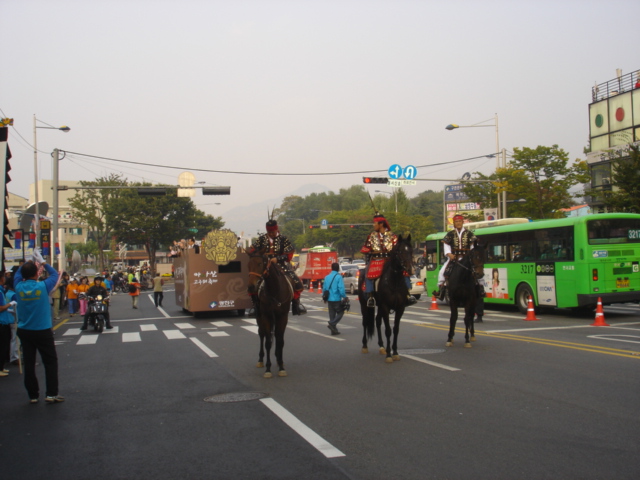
[{"left": 248, "top": 249, "right": 293, "bottom": 378}]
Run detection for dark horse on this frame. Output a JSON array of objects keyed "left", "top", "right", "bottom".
[
  {"left": 248, "top": 249, "right": 293, "bottom": 378},
  {"left": 358, "top": 234, "right": 414, "bottom": 363},
  {"left": 445, "top": 241, "right": 485, "bottom": 348}
]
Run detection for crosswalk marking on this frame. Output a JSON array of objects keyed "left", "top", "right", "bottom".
[
  {"left": 174, "top": 323, "right": 195, "bottom": 329},
  {"left": 242, "top": 318, "right": 256, "bottom": 325},
  {"left": 163, "top": 330, "right": 186, "bottom": 340},
  {"left": 123, "top": 332, "right": 141, "bottom": 342},
  {"left": 140, "top": 324, "right": 158, "bottom": 331},
  {"left": 77, "top": 335, "right": 99, "bottom": 345},
  {"left": 103, "top": 326, "right": 120, "bottom": 333},
  {"left": 210, "top": 321, "right": 232, "bottom": 327},
  {"left": 64, "top": 328, "right": 81, "bottom": 336},
  {"left": 207, "top": 331, "right": 230, "bottom": 337},
  {"left": 242, "top": 325, "right": 259, "bottom": 334}
]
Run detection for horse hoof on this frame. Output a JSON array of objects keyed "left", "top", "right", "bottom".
[
  {"left": 361, "top": 348, "right": 369, "bottom": 354},
  {"left": 470, "top": 336, "right": 476, "bottom": 342},
  {"left": 256, "top": 362, "right": 264, "bottom": 368},
  {"left": 278, "top": 370, "right": 287, "bottom": 377},
  {"left": 392, "top": 355, "right": 401, "bottom": 361},
  {"left": 446, "top": 341, "right": 453, "bottom": 347},
  {"left": 263, "top": 372, "right": 273, "bottom": 379},
  {"left": 379, "top": 347, "right": 387, "bottom": 355},
  {"left": 464, "top": 343, "right": 472, "bottom": 348},
  {"left": 385, "top": 357, "right": 394, "bottom": 363}
]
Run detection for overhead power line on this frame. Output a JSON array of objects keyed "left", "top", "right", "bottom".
[{"left": 60, "top": 150, "right": 498, "bottom": 177}]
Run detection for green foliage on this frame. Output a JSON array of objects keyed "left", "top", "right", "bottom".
[
  {"left": 463, "top": 145, "right": 590, "bottom": 220},
  {"left": 601, "top": 145, "right": 640, "bottom": 213}
]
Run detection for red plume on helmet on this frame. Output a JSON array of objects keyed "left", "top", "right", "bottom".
[{"left": 374, "top": 214, "right": 391, "bottom": 230}]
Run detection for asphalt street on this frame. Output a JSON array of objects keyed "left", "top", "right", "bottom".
[{"left": 1, "top": 286, "right": 638, "bottom": 480}]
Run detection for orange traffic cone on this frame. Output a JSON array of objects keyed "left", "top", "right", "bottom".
[
  {"left": 523, "top": 296, "right": 540, "bottom": 321},
  {"left": 429, "top": 295, "right": 440, "bottom": 310},
  {"left": 309, "top": 281, "right": 314, "bottom": 293},
  {"left": 591, "top": 297, "right": 609, "bottom": 326},
  {"left": 317, "top": 281, "right": 323, "bottom": 294}
]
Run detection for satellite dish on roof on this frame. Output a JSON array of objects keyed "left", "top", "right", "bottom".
[{"left": 19, "top": 202, "right": 49, "bottom": 231}]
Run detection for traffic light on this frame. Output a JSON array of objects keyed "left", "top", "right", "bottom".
[
  {"left": 137, "top": 188, "right": 167, "bottom": 196},
  {"left": 363, "top": 177, "right": 388, "bottom": 184},
  {"left": 309, "top": 225, "right": 315, "bottom": 229},
  {"left": 202, "top": 186, "right": 231, "bottom": 195},
  {"left": 328, "top": 225, "right": 339, "bottom": 229}
]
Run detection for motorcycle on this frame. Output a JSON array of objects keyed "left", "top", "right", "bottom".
[{"left": 87, "top": 295, "right": 110, "bottom": 333}]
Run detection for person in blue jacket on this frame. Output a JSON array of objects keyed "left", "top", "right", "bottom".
[
  {"left": 323, "top": 263, "right": 347, "bottom": 335},
  {"left": 14, "top": 248, "right": 64, "bottom": 404}
]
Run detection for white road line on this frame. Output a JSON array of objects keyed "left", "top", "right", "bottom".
[
  {"left": 163, "top": 330, "right": 186, "bottom": 340},
  {"left": 288, "top": 325, "right": 345, "bottom": 341},
  {"left": 122, "top": 332, "right": 141, "bottom": 342},
  {"left": 77, "top": 335, "right": 99, "bottom": 345},
  {"left": 242, "top": 318, "right": 255, "bottom": 325},
  {"left": 207, "top": 331, "right": 230, "bottom": 337},
  {"left": 64, "top": 328, "right": 81, "bottom": 336},
  {"left": 211, "top": 321, "right": 232, "bottom": 327},
  {"left": 65, "top": 316, "right": 192, "bottom": 325},
  {"left": 242, "top": 325, "right": 260, "bottom": 335},
  {"left": 260, "top": 398, "right": 345, "bottom": 459},
  {"left": 103, "top": 326, "right": 119, "bottom": 334},
  {"left": 488, "top": 321, "right": 640, "bottom": 334},
  {"left": 174, "top": 323, "right": 195, "bottom": 329},
  {"left": 140, "top": 324, "right": 158, "bottom": 331},
  {"left": 190, "top": 337, "right": 218, "bottom": 357},
  {"left": 146, "top": 294, "right": 171, "bottom": 318},
  {"left": 403, "top": 354, "right": 461, "bottom": 372},
  {"left": 603, "top": 326, "right": 640, "bottom": 332},
  {"left": 587, "top": 334, "right": 640, "bottom": 345}
]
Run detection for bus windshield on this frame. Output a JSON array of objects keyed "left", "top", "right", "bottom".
[{"left": 587, "top": 218, "right": 640, "bottom": 244}]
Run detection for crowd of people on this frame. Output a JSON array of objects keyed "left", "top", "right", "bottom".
[{"left": 168, "top": 237, "right": 200, "bottom": 257}]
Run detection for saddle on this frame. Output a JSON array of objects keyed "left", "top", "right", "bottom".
[{"left": 366, "top": 258, "right": 388, "bottom": 279}]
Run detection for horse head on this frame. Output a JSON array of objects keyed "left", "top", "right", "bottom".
[
  {"left": 393, "top": 234, "right": 414, "bottom": 276},
  {"left": 470, "top": 240, "right": 485, "bottom": 280},
  {"left": 247, "top": 248, "right": 268, "bottom": 294}
]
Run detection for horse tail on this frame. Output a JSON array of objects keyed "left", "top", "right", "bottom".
[{"left": 364, "top": 307, "right": 375, "bottom": 340}]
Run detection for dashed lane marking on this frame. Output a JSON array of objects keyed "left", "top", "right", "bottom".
[
  {"left": 207, "top": 331, "right": 230, "bottom": 337},
  {"left": 140, "top": 324, "right": 158, "bottom": 331},
  {"left": 122, "top": 332, "right": 141, "bottom": 342},
  {"left": 403, "top": 354, "right": 460, "bottom": 372},
  {"left": 174, "top": 323, "right": 195, "bottom": 329},
  {"left": 288, "top": 325, "right": 346, "bottom": 341},
  {"left": 190, "top": 337, "right": 218, "bottom": 357},
  {"left": 211, "top": 321, "right": 232, "bottom": 327}
]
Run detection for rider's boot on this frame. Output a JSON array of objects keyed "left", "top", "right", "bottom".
[
  {"left": 366, "top": 292, "right": 376, "bottom": 308},
  {"left": 105, "top": 315, "right": 113, "bottom": 329},
  {"left": 474, "top": 315, "right": 483, "bottom": 323},
  {"left": 291, "top": 298, "right": 301, "bottom": 315},
  {"left": 432, "top": 285, "right": 446, "bottom": 301},
  {"left": 406, "top": 294, "right": 417, "bottom": 306}
]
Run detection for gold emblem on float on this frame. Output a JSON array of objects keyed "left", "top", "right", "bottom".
[{"left": 203, "top": 229, "right": 238, "bottom": 265}]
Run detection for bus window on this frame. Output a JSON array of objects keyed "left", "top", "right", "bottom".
[
  {"left": 535, "top": 226, "right": 574, "bottom": 261},
  {"left": 425, "top": 240, "right": 438, "bottom": 270},
  {"left": 588, "top": 218, "right": 640, "bottom": 244},
  {"left": 219, "top": 261, "right": 242, "bottom": 274},
  {"left": 510, "top": 240, "right": 534, "bottom": 262},
  {"left": 487, "top": 244, "right": 508, "bottom": 262}
]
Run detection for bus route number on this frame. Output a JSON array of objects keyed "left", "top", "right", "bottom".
[
  {"left": 520, "top": 265, "right": 534, "bottom": 274},
  {"left": 629, "top": 229, "right": 640, "bottom": 240}
]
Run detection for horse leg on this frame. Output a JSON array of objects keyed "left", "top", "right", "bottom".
[
  {"left": 464, "top": 302, "right": 474, "bottom": 348},
  {"left": 275, "top": 313, "right": 288, "bottom": 377},
  {"left": 469, "top": 298, "right": 476, "bottom": 342},
  {"left": 376, "top": 309, "right": 386, "bottom": 355},
  {"left": 361, "top": 306, "right": 373, "bottom": 353},
  {"left": 380, "top": 307, "right": 393, "bottom": 363},
  {"left": 263, "top": 326, "right": 273, "bottom": 378},
  {"left": 446, "top": 302, "right": 458, "bottom": 347},
  {"left": 391, "top": 308, "right": 404, "bottom": 361},
  {"left": 256, "top": 318, "right": 265, "bottom": 368}
]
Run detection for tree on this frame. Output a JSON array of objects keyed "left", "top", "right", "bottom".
[
  {"left": 68, "top": 174, "right": 128, "bottom": 271},
  {"left": 463, "top": 145, "right": 590, "bottom": 220},
  {"left": 601, "top": 145, "right": 640, "bottom": 212},
  {"left": 105, "top": 184, "right": 220, "bottom": 273}
]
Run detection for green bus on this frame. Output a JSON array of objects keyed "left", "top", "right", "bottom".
[{"left": 424, "top": 213, "right": 640, "bottom": 313}]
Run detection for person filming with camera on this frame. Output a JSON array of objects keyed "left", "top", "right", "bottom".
[{"left": 322, "top": 263, "right": 348, "bottom": 336}]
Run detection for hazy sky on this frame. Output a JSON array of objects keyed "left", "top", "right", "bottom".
[{"left": 2, "top": 0, "right": 639, "bottom": 232}]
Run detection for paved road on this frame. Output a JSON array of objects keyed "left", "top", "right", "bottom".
[{"left": 2, "top": 289, "right": 638, "bottom": 479}]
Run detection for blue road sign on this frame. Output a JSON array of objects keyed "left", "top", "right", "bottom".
[
  {"left": 403, "top": 165, "right": 417, "bottom": 179},
  {"left": 388, "top": 164, "right": 403, "bottom": 179},
  {"left": 321, "top": 219, "right": 328, "bottom": 226}
]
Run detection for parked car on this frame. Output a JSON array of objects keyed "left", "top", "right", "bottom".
[
  {"left": 338, "top": 257, "right": 352, "bottom": 264},
  {"left": 352, "top": 259, "right": 366, "bottom": 269},
  {"left": 409, "top": 275, "right": 425, "bottom": 299}
]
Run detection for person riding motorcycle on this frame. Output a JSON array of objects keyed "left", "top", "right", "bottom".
[{"left": 80, "top": 276, "right": 112, "bottom": 330}]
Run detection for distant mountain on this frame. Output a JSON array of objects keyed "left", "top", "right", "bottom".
[{"left": 223, "top": 183, "right": 331, "bottom": 240}]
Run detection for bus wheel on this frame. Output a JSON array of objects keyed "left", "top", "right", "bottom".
[{"left": 515, "top": 284, "right": 535, "bottom": 315}]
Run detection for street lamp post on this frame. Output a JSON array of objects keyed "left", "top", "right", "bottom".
[
  {"left": 446, "top": 114, "right": 504, "bottom": 218},
  {"left": 374, "top": 190, "right": 397, "bottom": 213},
  {"left": 33, "top": 115, "right": 70, "bottom": 255}
]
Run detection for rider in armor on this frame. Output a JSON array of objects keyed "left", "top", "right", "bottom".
[
  {"left": 361, "top": 213, "right": 417, "bottom": 308},
  {"left": 432, "top": 214, "right": 485, "bottom": 300},
  {"left": 248, "top": 219, "right": 304, "bottom": 316},
  {"left": 80, "top": 276, "right": 112, "bottom": 330}
]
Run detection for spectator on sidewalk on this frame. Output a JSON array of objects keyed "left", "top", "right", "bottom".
[
  {"left": 66, "top": 277, "right": 79, "bottom": 317},
  {"left": 0, "top": 272, "right": 16, "bottom": 377}
]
